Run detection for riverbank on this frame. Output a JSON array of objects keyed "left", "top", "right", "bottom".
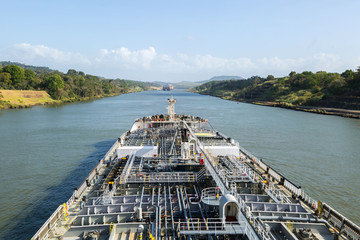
[
  {"left": 253, "top": 101, "right": 360, "bottom": 119},
  {"left": 0, "top": 89, "right": 143, "bottom": 110},
  {"left": 192, "top": 91, "right": 360, "bottom": 119},
  {"left": 0, "top": 90, "right": 59, "bottom": 109}
]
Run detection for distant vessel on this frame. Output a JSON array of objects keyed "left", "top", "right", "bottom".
[
  {"left": 163, "top": 84, "right": 174, "bottom": 91},
  {"left": 32, "top": 98, "right": 360, "bottom": 240}
]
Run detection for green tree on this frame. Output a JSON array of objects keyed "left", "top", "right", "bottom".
[
  {"left": 289, "top": 71, "right": 296, "bottom": 77},
  {"left": 267, "top": 75, "right": 275, "bottom": 81},
  {"left": 0, "top": 72, "right": 12, "bottom": 88},
  {"left": 328, "top": 78, "right": 346, "bottom": 94},
  {"left": 119, "top": 80, "right": 128, "bottom": 91},
  {"left": 2, "top": 65, "right": 25, "bottom": 87},
  {"left": 251, "top": 76, "right": 261, "bottom": 87},
  {"left": 67, "top": 69, "right": 77, "bottom": 75},
  {"left": 45, "top": 74, "right": 64, "bottom": 99},
  {"left": 340, "top": 70, "right": 354, "bottom": 80},
  {"left": 24, "top": 69, "right": 36, "bottom": 81}
]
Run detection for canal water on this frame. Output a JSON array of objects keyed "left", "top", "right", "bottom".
[{"left": 0, "top": 89, "right": 359, "bottom": 239}]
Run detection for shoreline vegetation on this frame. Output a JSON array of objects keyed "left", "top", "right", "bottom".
[
  {"left": 0, "top": 62, "right": 161, "bottom": 110},
  {"left": 190, "top": 69, "right": 360, "bottom": 119}
]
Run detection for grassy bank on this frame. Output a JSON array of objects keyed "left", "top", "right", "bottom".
[
  {"left": 0, "top": 87, "right": 162, "bottom": 110},
  {"left": 0, "top": 90, "right": 59, "bottom": 109}
]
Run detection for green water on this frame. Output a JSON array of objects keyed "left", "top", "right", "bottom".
[{"left": 0, "top": 90, "right": 359, "bottom": 239}]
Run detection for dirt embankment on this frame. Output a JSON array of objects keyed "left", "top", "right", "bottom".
[
  {"left": 0, "top": 90, "right": 59, "bottom": 109},
  {"left": 253, "top": 101, "right": 360, "bottom": 119}
]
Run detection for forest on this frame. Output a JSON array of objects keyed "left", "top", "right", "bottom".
[{"left": 0, "top": 62, "right": 160, "bottom": 101}]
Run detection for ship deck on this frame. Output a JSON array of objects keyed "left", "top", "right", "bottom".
[{"left": 32, "top": 105, "right": 360, "bottom": 240}]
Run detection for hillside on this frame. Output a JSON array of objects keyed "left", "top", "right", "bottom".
[
  {"left": 0, "top": 63, "right": 161, "bottom": 110},
  {"left": 191, "top": 70, "right": 360, "bottom": 118},
  {"left": 172, "top": 81, "right": 201, "bottom": 89},
  {"left": 0, "top": 61, "right": 52, "bottom": 73}
]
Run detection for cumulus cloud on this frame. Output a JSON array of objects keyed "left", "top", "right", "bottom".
[
  {"left": 12, "top": 43, "right": 90, "bottom": 65},
  {"left": 1, "top": 43, "right": 357, "bottom": 81},
  {"left": 96, "top": 46, "right": 156, "bottom": 69}
]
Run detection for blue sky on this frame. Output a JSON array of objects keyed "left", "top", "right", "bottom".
[{"left": 1, "top": 0, "right": 359, "bottom": 82}]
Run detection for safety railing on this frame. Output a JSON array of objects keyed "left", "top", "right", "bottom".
[
  {"left": 196, "top": 167, "right": 207, "bottom": 181},
  {"left": 228, "top": 156, "right": 255, "bottom": 182},
  {"left": 244, "top": 207, "right": 272, "bottom": 240},
  {"left": 201, "top": 187, "right": 221, "bottom": 199},
  {"left": 203, "top": 156, "right": 228, "bottom": 195},
  {"left": 117, "top": 154, "right": 135, "bottom": 184},
  {"left": 178, "top": 218, "right": 245, "bottom": 235},
  {"left": 127, "top": 172, "right": 196, "bottom": 183},
  {"left": 283, "top": 179, "right": 302, "bottom": 197},
  {"left": 103, "top": 139, "right": 121, "bottom": 162},
  {"left": 239, "top": 145, "right": 304, "bottom": 200},
  {"left": 301, "top": 190, "right": 318, "bottom": 209},
  {"left": 31, "top": 140, "right": 111, "bottom": 240},
  {"left": 31, "top": 204, "right": 64, "bottom": 240}
]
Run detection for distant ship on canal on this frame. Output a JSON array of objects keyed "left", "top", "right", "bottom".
[{"left": 163, "top": 83, "right": 174, "bottom": 91}]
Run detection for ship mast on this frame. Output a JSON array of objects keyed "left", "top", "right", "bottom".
[{"left": 168, "top": 97, "right": 176, "bottom": 121}]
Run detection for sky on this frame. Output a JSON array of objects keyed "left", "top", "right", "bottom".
[{"left": 1, "top": 0, "right": 360, "bottom": 82}]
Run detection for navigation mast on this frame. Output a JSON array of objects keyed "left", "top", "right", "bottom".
[{"left": 168, "top": 97, "right": 176, "bottom": 121}]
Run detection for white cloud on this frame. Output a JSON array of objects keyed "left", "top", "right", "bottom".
[
  {"left": 257, "top": 54, "right": 347, "bottom": 76},
  {"left": 96, "top": 46, "right": 156, "bottom": 69},
  {"left": 1, "top": 43, "right": 358, "bottom": 81},
  {"left": 259, "top": 57, "right": 304, "bottom": 70},
  {"left": 12, "top": 43, "right": 90, "bottom": 65}
]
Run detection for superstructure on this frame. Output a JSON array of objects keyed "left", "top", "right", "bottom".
[{"left": 32, "top": 98, "right": 360, "bottom": 240}]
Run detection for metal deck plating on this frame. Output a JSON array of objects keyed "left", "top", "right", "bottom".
[{"left": 32, "top": 98, "right": 360, "bottom": 240}]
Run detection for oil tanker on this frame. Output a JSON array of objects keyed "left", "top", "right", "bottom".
[{"left": 32, "top": 98, "right": 360, "bottom": 240}]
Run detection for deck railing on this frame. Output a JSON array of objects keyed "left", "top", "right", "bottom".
[
  {"left": 238, "top": 144, "right": 360, "bottom": 240},
  {"left": 178, "top": 218, "right": 245, "bottom": 235},
  {"left": 31, "top": 139, "right": 119, "bottom": 240}
]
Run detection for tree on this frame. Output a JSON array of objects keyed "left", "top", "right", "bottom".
[
  {"left": 77, "top": 76, "right": 85, "bottom": 87},
  {"left": 25, "top": 69, "right": 35, "bottom": 81},
  {"left": 341, "top": 70, "right": 354, "bottom": 80},
  {"left": 67, "top": 69, "right": 77, "bottom": 75},
  {"left": 44, "top": 74, "right": 64, "bottom": 99},
  {"left": 119, "top": 79, "right": 128, "bottom": 91},
  {"left": 0, "top": 72, "right": 12, "bottom": 88},
  {"left": 289, "top": 71, "right": 296, "bottom": 77},
  {"left": 267, "top": 75, "right": 275, "bottom": 81},
  {"left": 2, "top": 65, "right": 25, "bottom": 87},
  {"left": 251, "top": 76, "right": 261, "bottom": 87},
  {"left": 328, "top": 78, "right": 346, "bottom": 94}
]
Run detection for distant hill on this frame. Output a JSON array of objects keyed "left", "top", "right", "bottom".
[
  {"left": 152, "top": 76, "right": 244, "bottom": 90},
  {"left": 172, "top": 81, "right": 201, "bottom": 89},
  {"left": 153, "top": 81, "right": 169, "bottom": 86},
  {"left": 151, "top": 81, "right": 200, "bottom": 89},
  {"left": 0, "top": 61, "right": 52, "bottom": 73},
  {"left": 197, "top": 75, "right": 244, "bottom": 84},
  {"left": 209, "top": 75, "right": 244, "bottom": 81}
]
